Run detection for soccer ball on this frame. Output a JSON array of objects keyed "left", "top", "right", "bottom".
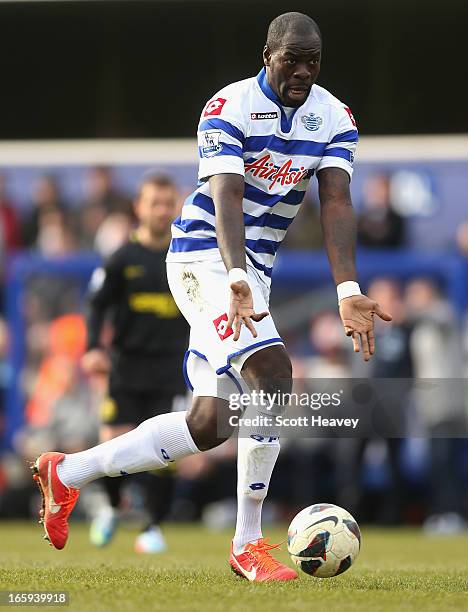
[{"left": 287, "top": 503, "right": 361, "bottom": 578}]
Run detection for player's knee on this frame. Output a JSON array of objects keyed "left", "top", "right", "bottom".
[
  {"left": 185, "top": 403, "right": 229, "bottom": 452},
  {"left": 242, "top": 346, "right": 292, "bottom": 396}
]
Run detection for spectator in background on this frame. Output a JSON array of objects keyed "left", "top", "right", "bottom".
[
  {"left": 35, "top": 209, "right": 77, "bottom": 257},
  {"left": 24, "top": 314, "right": 89, "bottom": 428},
  {"left": 21, "top": 174, "right": 69, "bottom": 249},
  {"left": 406, "top": 279, "right": 463, "bottom": 381},
  {"left": 0, "top": 173, "right": 21, "bottom": 254},
  {"left": 79, "top": 166, "right": 132, "bottom": 248},
  {"left": 93, "top": 213, "right": 132, "bottom": 258},
  {"left": 357, "top": 174, "right": 405, "bottom": 248},
  {"left": 360, "top": 279, "right": 413, "bottom": 378},
  {"left": 405, "top": 278, "right": 466, "bottom": 534},
  {"left": 299, "top": 310, "right": 349, "bottom": 378}
]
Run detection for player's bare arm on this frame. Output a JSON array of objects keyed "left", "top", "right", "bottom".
[
  {"left": 318, "top": 166, "right": 392, "bottom": 361},
  {"left": 209, "top": 173, "right": 269, "bottom": 341}
]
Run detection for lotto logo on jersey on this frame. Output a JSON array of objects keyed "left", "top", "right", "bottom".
[
  {"left": 213, "top": 313, "right": 233, "bottom": 340},
  {"left": 204, "top": 97, "right": 227, "bottom": 117},
  {"left": 251, "top": 111, "right": 278, "bottom": 120}
]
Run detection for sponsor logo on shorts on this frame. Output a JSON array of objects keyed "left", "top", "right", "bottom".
[
  {"left": 250, "top": 112, "right": 278, "bottom": 120},
  {"left": 203, "top": 97, "right": 227, "bottom": 117},
  {"left": 213, "top": 313, "right": 234, "bottom": 340}
]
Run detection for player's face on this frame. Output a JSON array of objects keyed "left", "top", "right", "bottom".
[
  {"left": 264, "top": 33, "right": 322, "bottom": 107},
  {"left": 135, "top": 183, "right": 177, "bottom": 236}
]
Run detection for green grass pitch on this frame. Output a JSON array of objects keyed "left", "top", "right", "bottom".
[{"left": 1, "top": 522, "right": 468, "bottom": 611}]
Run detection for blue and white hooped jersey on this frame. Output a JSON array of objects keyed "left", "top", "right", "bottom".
[{"left": 167, "top": 68, "right": 358, "bottom": 285}]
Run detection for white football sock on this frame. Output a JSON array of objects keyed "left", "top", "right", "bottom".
[
  {"left": 233, "top": 399, "right": 282, "bottom": 553},
  {"left": 233, "top": 434, "right": 280, "bottom": 553},
  {"left": 57, "top": 411, "right": 199, "bottom": 489}
]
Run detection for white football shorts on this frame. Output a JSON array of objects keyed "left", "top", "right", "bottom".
[{"left": 166, "top": 258, "right": 284, "bottom": 400}]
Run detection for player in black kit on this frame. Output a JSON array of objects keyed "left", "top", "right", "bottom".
[{"left": 81, "top": 172, "right": 188, "bottom": 553}]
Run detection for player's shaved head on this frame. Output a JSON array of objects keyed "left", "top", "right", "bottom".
[
  {"left": 263, "top": 12, "right": 322, "bottom": 107},
  {"left": 266, "top": 12, "right": 321, "bottom": 52}
]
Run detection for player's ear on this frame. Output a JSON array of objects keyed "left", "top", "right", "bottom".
[{"left": 263, "top": 45, "right": 271, "bottom": 66}]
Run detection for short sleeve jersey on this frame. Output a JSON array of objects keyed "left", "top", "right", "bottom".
[{"left": 167, "top": 68, "right": 358, "bottom": 285}]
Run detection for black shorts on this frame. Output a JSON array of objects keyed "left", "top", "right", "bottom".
[{"left": 100, "top": 386, "right": 185, "bottom": 426}]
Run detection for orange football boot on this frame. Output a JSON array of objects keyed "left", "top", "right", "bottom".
[
  {"left": 230, "top": 538, "right": 298, "bottom": 582},
  {"left": 31, "top": 452, "right": 79, "bottom": 550}
]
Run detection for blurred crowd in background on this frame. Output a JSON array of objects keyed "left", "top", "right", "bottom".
[{"left": 0, "top": 165, "right": 468, "bottom": 535}]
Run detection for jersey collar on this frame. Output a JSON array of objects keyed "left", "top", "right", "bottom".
[{"left": 256, "top": 67, "right": 302, "bottom": 134}]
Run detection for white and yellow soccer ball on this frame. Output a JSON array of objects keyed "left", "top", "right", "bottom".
[{"left": 287, "top": 503, "right": 361, "bottom": 578}]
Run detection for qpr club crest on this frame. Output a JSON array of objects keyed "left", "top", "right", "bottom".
[
  {"left": 301, "top": 113, "right": 323, "bottom": 131},
  {"left": 201, "top": 130, "right": 222, "bottom": 158}
]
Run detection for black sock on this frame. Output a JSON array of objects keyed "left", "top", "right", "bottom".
[
  {"left": 138, "top": 472, "right": 175, "bottom": 530},
  {"left": 102, "top": 476, "right": 123, "bottom": 509}
]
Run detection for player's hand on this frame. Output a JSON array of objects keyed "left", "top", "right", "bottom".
[
  {"left": 227, "top": 280, "right": 269, "bottom": 341},
  {"left": 81, "top": 348, "right": 111, "bottom": 375},
  {"left": 339, "top": 295, "right": 392, "bottom": 361}
]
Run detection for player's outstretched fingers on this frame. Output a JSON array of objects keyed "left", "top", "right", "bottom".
[
  {"left": 360, "top": 332, "right": 371, "bottom": 361},
  {"left": 227, "top": 310, "right": 236, "bottom": 335},
  {"left": 351, "top": 332, "right": 360, "bottom": 353},
  {"left": 233, "top": 315, "right": 243, "bottom": 342},
  {"left": 374, "top": 303, "right": 393, "bottom": 322},
  {"left": 368, "top": 328, "right": 375, "bottom": 355},
  {"left": 243, "top": 317, "right": 258, "bottom": 338},
  {"left": 250, "top": 311, "right": 270, "bottom": 322}
]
